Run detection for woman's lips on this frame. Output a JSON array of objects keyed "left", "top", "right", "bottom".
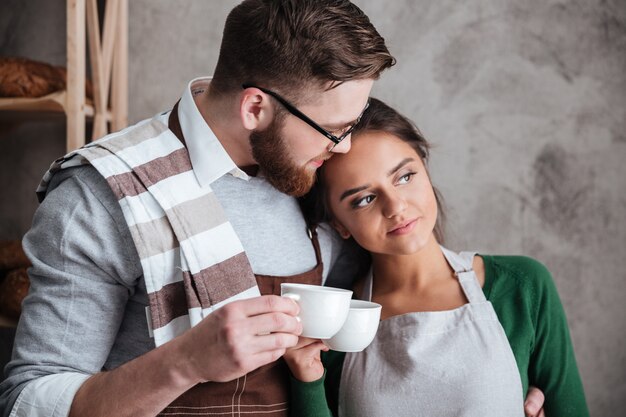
[{"left": 388, "top": 219, "right": 418, "bottom": 235}]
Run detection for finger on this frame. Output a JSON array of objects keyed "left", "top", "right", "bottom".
[
  {"left": 245, "top": 311, "right": 302, "bottom": 336},
  {"left": 293, "top": 337, "right": 322, "bottom": 349},
  {"left": 298, "top": 340, "right": 328, "bottom": 354},
  {"left": 524, "top": 386, "right": 545, "bottom": 417},
  {"left": 233, "top": 347, "right": 290, "bottom": 376},
  {"left": 252, "top": 332, "right": 301, "bottom": 353},
  {"left": 538, "top": 409, "right": 545, "bottom": 417},
  {"left": 249, "top": 348, "right": 290, "bottom": 369},
  {"left": 234, "top": 295, "right": 299, "bottom": 317}
]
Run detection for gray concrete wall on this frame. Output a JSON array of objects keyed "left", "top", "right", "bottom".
[{"left": 1, "top": 0, "right": 625, "bottom": 414}]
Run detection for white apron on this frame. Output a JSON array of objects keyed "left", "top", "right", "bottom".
[{"left": 338, "top": 247, "right": 524, "bottom": 417}]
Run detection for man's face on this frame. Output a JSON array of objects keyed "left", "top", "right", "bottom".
[
  {"left": 249, "top": 111, "right": 315, "bottom": 196},
  {"left": 250, "top": 79, "right": 374, "bottom": 197}
]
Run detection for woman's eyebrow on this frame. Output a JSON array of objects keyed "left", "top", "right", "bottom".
[
  {"left": 338, "top": 158, "right": 417, "bottom": 202},
  {"left": 387, "top": 158, "right": 415, "bottom": 176},
  {"left": 338, "top": 158, "right": 416, "bottom": 201},
  {"left": 340, "top": 185, "right": 369, "bottom": 202}
]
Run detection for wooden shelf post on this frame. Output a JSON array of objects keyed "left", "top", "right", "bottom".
[{"left": 66, "top": 0, "right": 87, "bottom": 152}]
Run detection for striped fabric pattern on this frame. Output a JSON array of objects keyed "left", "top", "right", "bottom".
[{"left": 36, "top": 112, "right": 261, "bottom": 347}]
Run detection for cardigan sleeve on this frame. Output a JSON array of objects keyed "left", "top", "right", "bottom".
[
  {"left": 0, "top": 166, "right": 142, "bottom": 417},
  {"left": 288, "top": 351, "right": 346, "bottom": 417},
  {"left": 289, "top": 370, "right": 332, "bottom": 417},
  {"left": 523, "top": 258, "right": 590, "bottom": 416}
]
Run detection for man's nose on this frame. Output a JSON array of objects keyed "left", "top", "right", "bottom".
[{"left": 328, "top": 135, "right": 352, "bottom": 154}]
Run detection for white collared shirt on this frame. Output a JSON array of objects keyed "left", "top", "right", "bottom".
[{"left": 179, "top": 77, "right": 251, "bottom": 186}]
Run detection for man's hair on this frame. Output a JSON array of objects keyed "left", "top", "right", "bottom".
[{"left": 211, "top": 0, "right": 395, "bottom": 103}]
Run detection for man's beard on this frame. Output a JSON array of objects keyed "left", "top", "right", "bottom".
[{"left": 250, "top": 116, "right": 323, "bottom": 197}]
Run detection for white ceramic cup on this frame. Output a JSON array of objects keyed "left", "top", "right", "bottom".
[
  {"left": 280, "top": 283, "right": 353, "bottom": 339},
  {"left": 323, "top": 299, "right": 382, "bottom": 352}
]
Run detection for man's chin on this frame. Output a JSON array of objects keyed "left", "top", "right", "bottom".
[{"left": 266, "top": 169, "right": 316, "bottom": 197}]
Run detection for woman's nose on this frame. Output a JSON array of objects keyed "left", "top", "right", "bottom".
[{"left": 382, "top": 192, "right": 407, "bottom": 218}]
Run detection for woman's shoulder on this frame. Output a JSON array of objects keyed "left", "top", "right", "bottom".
[
  {"left": 485, "top": 254, "right": 550, "bottom": 276},
  {"left": 481, "top": 254, "right": 556, "bottom": 298}
]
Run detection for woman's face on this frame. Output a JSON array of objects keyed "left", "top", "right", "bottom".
[{"left": 322, "top": 131, "right": 438, "bottom": 256}]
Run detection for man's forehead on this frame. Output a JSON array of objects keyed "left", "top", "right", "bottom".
[{"left": 302, "top": 79, "right": 373, "bottom": 124}]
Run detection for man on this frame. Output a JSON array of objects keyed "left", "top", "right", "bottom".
[
  {"left": 1, "top": 1, "right": 391, "bottom": 416},
  {"left": 0, "top": 1, "right": 545, "bottom": 416}
]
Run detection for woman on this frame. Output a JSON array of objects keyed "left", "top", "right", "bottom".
[{"left": 285, "top": 98, "right": 589, "bottom": 416}]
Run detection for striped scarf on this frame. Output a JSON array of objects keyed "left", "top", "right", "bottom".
[{"left": 37, "top": 112, "right": 261, "bottom": 347}]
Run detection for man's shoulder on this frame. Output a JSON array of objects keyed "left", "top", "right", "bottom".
[
  {"left": 48, "top": 163, "right": 103, "bottom": 189},
  {"left": 48, "top": 164, "right": 114, "bottom": 205},
  {"left": 44, "top": 164, "right": 127, "bottom": 232}
]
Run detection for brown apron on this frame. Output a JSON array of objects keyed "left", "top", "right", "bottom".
[{"left": 157, "top": 103, "right": 323, "bottom": 416}]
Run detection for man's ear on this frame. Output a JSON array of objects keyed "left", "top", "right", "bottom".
[
  {"left": 331, "top": 219, "right": 352, "bottom": 240},
  {"left": 240, "top": 88, "right": 272, "bottom": 131}
]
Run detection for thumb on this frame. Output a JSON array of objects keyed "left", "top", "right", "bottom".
[{"left": 524, "top": 386, "right": 545, "bottom": 417}]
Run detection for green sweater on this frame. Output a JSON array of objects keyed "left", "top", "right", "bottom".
[{"left": 290, "top": 255, "right": 589, "bottom": 417}]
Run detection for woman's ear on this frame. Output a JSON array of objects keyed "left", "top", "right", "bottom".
[{"left": 331, "top": 219, "right": 352, "bottom": 240}]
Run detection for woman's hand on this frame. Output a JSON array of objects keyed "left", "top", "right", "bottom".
[
  {"left": 283, "top": 337, "right": 329, "bottom": 382},
  {"left": 524, "top": 386, "right": 546, "bottom": 417}
]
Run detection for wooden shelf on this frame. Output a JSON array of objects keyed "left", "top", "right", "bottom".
[
  {"left": 0, "top": 0, "right": 127, "bottom": 151},
  {"left": 0, "top": 92, "right": 101, "bottom": 118}
]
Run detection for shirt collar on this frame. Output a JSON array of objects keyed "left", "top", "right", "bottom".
[{"left": 177, "top": 76, "right": 250, "bottom": 187}]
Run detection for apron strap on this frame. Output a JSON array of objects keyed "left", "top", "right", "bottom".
[
  {"left": 168, "top": 100, "right": 186, "bottom": 145},
  {"left": 440, "top": 246, "right": 486, "bottom": 304},
  {"left": 363, "top": 248, "right": 486, "bottom": 304},
  {"left": 307, "top": 225, "right": 323, "bottom": 266}
]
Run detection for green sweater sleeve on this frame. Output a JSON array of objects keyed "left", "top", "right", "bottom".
[
  {"left": 289, "top": 369, "right": 333, "bottom": 417},
  {"left": 288, "top": 350, "right": 345, "bottom": 417},
  {"left": 483, "top": 255, "right": 589, "bottom": 417}
]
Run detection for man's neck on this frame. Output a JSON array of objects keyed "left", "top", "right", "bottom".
[{"left": 195, "top": 88, "right": 255, "bottom": 167}]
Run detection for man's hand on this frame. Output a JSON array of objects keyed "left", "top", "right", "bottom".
[
  {"left": 70, "top": 295, "right": 302, "bottom": 417},
  {"left": 524, "top": 386, "right": 546, "bottom": 417},
  {"left": 178, "top": 295, "right": 303, "bottom": 384}
]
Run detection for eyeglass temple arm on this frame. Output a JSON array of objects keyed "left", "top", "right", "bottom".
[{"left": 242, "top": 83, "right": 339, "bottom": 144}]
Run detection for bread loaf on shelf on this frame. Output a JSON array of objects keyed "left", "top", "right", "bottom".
[
  {"left": 0, "top": 56, "right": 93, "bottom": 99},
  {"left": 0, "top": 241, "right": 31, "bottom": 320},
  {"left": 0, "top": 240, "right": 30, "bottom": 271},
  {"left": 0, "top": 268, "right": 30, "bottom": 319}
]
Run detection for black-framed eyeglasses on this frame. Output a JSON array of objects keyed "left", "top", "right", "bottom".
[{"left": 242, "top": 83, "right": 369, "bottom": 149}]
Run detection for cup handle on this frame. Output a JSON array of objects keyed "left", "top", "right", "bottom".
[
  {"left": 282, "top": 293, "right": 301, "bottom": 302},
  {"left": 282, "top": 293, "right": 302, "bottom": 327}
]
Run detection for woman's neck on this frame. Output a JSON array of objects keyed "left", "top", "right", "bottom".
[{"left": 370, "top": 235, "right": 453, "bottom": 296}]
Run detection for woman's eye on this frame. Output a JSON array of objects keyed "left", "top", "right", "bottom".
[
  {"left": 398, "top": 172, "right": 416, "bottom": 184},
  {"left": 352, "top": 195, "right": 375, "bottom": 208}
]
